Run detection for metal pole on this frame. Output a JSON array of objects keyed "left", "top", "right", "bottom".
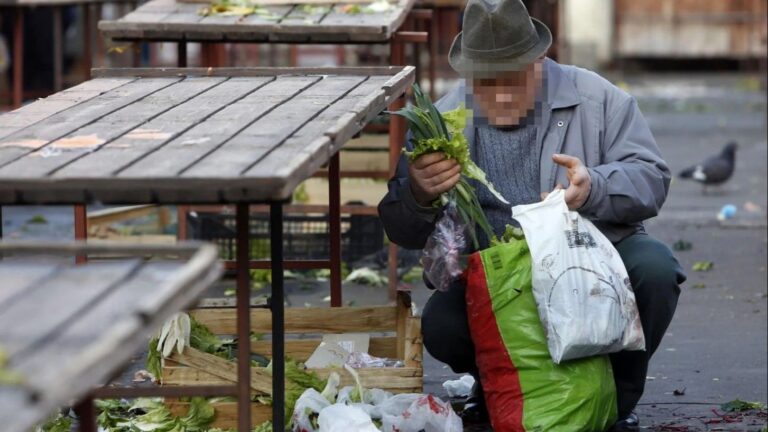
[
  {"left": 386, "top": 39, "right": 406, "bottom": 302},
  {"left": 235, "top": 203, "right": 252, "bottom": 431},
  {"left": 270, "top": 202, "right": 285, "bottom": 431},
  {"left": 429, "top": 9, "right": 438, "bottom": 100},
  {"left": 52, "top": 6, "right": 63, "bottom": 92},
  {"left": 12, "top": 8, "right": 23, "bottom": 108},
  {"left": 74, "top": 205, "right": 87, "bottom": 264},
  {"left": 83, "top": 4, "right": 92, "bottom": 80},
  {"left": 177, "top": 42, "right": 188, "bottom": 67},
  {"left": 74, "top": 397, "right": 97, "bottom": 432},
  {"left": 328, "top": 153, "right": 342, "bottom": 307}
]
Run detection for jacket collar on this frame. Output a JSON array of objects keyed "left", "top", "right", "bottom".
[{"left": 544, "top": 58, "right": 581, "bottom": 110}]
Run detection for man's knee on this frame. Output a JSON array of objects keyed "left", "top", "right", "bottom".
[
  {"left": 617, "top": 234, "right": 685, "bottom": 300},
  {"left": 421, "top": 289, "right": 476, "bottom": 373}
]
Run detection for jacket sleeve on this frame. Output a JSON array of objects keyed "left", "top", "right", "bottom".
[
  {"left": 579, "top": 97, "right": 671, "bottom": 224},
  {"left": 377, "top": 137, "right": 441, "bottom": 250}
]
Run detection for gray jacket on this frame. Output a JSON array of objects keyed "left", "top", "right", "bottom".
[{"left": 378, "top": 58, "right": 670, "bottom": 248}]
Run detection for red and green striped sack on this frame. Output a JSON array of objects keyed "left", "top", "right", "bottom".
[{"left": 465, "top": 237, "right": 618, "bottom": 431}]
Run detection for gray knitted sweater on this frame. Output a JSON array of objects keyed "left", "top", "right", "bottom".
[{"left": 472, "top": 123, "right": 540, "bottom": 248}]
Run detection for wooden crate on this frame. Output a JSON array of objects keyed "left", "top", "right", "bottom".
[{"left": 162, "top": 292, "right": 422, "bottom": 428}]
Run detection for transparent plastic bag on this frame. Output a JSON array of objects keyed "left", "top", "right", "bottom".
[{"left": 422, "top": 202, "right": 467, "bottom": 292}]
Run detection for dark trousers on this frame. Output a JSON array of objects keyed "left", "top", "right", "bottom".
[{"left": 421, "top": 232, "right": 686, "bottom": 419}]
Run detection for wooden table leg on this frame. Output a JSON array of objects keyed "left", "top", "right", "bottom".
[
  {"left": 52, "top": 6, "right": 63, "bottom": 92},
  {"left": 12, "top": 7, "right": 23, "bottom": 108}
]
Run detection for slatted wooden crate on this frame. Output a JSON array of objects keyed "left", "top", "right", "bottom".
[{"left": 162, "top": 292, "right": 422, "bottom": 428}]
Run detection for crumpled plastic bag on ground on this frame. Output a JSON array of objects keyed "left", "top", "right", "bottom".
[
  {"left": 318, "top": 404, "right": 380, "bottom": 432},
  {"left": 512, "top": 189, "right": 645, "bottom": 363},
  {"left": 422, "top": 201, "right": 467, "bottom": 292},
  {"left": 442, "top": 374, "right": 475, "bottom": 398},
  {"left": 293, "top": 388, "right": 462, "bottom": 432}
]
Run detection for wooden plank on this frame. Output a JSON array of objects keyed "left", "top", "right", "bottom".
[
  {"left": 242, "top": 76, "right": 390, "bottom": 196},
  {"left": 91, "top": 66, "right": 411, "bottom": 78},
  {"left": 53, "top": 77, "right": 272, "bottom": 178},
  {"left": 0, "top": 261, "right": 63, "bottom": 311},
  {"left": 189, "top": 304, "right": 397, "bottom": 334},
  {"left": 167, "top": 400, "right": 273, "bottom": 427},
  {"left": 170, "top": 347, "right": 273, "bottom": 394},
  {"left": 250, "top": 336, "right": 398, "bottom": 360},
  {"left": 163, "top": 365, "right": 423, "bottom": 390},
  {"left": 2, "top": 247, "right": 220, "bottom": 431},
  {"left": 0, "top": 78, "right": 223, "bottom": 179},
  {"left": 0, "top": 260, "right": 142, "bottom": 360},
  {"left": 116, "top": 75, "right": 316, "bottom": 179},
  {"left": 182, "top": 75, "right": 366, "bottom": 179},
  {"left": 0, "top": 78, "right": 134, "bottom": 140},
  {"left": 0, "top": 78, "right": 177, "bottom": 169}
]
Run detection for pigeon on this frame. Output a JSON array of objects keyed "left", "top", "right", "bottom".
[{"left": 678, "top": 142, "right": 738, "bottom": 193}]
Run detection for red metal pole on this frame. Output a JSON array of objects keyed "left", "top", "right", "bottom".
[
  {"left": 429, "top": 9, "right": 438, "bottom": 100},
  {"left": 74, "top": 397, "right": 97, "bottom": 432},
  {"left": 329, "top": 153, "right": 342, "bottom": 307},
  {"left": 235, "top": 203, "right": 252, "bottom": 431},
  {"left": 177, "top": 206, "right": 188, "bottom": 240},
  {"left": 94, "top": 4, "right": 104, "bottom": 68},
  {"left": 74, "top": 205, "right": 87, "bottom": 264},
  {"left": 53, "top": 6, "right": 63, "bottom": 92},
  {"left": 387, "top": 39, "right": 406, "bottom": 302},
  {"left": 12, "top": 8, "right": 23, "bottom": 108}
]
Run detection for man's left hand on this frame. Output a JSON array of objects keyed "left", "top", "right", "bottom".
[{"left": 551, "top": 153, "right": 592, "bottom": 210}]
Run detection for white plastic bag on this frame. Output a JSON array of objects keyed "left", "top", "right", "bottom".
[{"left": 512, "top": 189, "right": 645, "bottom": 363}]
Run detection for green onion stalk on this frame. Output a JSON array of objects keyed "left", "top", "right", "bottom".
[{"left": 391, "top": 84, "right": 509, "bottom": 249}]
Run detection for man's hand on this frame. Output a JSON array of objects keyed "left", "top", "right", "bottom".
[
  {"left": 409, "top": 152, "right": 462, "bottom": 206},
  {"left": 549, "top": 153, "right": 592, "bottom": 210}
]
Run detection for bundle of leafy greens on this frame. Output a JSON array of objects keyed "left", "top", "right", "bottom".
[{"left": 392, "top": 84, "right": 509, "bottom": 249}]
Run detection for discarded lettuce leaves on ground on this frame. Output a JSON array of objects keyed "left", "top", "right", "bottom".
[
  {"left": 392, "top": 84, "right": 508, "bottom": 248},
  {"left": 720, "top": 399, "right": 766, "bottom": 412}
]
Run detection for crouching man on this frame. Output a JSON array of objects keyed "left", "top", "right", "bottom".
[{"left": 378, "top": 0, "right": 686, "bottom": 430}]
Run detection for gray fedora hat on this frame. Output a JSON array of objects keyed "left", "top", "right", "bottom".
[{"left": 448, "top": 0, "right": 552, "bottom": 74}]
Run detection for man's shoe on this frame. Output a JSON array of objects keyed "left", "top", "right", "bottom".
[
  {"left": 609, "top": 412, "right": 639, "bottom": 432},
  {"left": 459, "top": 381, "right": 489, "bottom": 425}
]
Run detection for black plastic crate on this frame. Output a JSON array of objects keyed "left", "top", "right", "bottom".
[{"left": 186, "top": 206, "right": 384, "bottom": 263}]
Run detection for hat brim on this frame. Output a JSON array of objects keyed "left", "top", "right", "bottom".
[{"left": 448, "top": 17, "right": 552, "bottom": 75}]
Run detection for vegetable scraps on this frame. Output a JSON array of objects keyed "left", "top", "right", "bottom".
[
  {"left": 391, "top": 84, "right": 509, "bottom": 249},
  {"left": 148, "top": 314, "right": 327, "bottom": 430},
  {"left": 95, "top": 397, "right": 214, "bottom": 431}
]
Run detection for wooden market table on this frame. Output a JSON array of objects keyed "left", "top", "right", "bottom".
[
  {"left": 0, "top": 241, "right": 221, "bottom": 432},
  {"left": 99, "top": 0, "right": 427, "bottom": 300},
  {"left": 0, "top": 65, "right": 414, "bottom": 431},
  {"left": 0, "top": 0, "right": 136, "bottom": 108}
]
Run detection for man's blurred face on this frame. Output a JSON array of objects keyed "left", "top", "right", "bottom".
[{"left": 469, "top": 60, "right": 543, "bottom": 127}]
